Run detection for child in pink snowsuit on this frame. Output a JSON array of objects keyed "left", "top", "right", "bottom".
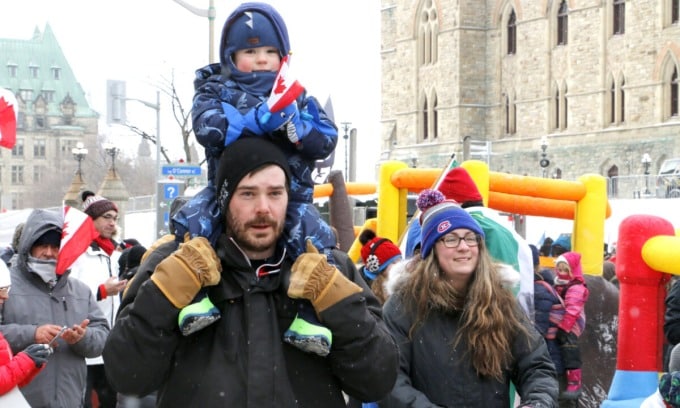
[{"left": 553, "top": 251, "right": 589, "bottom": 400}]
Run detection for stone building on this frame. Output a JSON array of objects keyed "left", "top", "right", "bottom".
[
  {"left": 0, "top": 24, "right": 99, "bottom": 210},
  {"left": 380, "top": 0, "right": 680, "bottom": 197}
]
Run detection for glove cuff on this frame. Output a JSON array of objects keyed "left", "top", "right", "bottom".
[
  {"left": 151, "top": 257, "right": 202, "bottom": 309},
  {"left": 312, "top": 269, "right": 362, "bottom": 312}
]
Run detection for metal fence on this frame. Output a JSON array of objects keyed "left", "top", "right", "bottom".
[{"left": 607, "top": 175, "right": 680, "bottom": 199}]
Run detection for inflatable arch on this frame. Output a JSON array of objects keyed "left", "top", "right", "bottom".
[{"left": 316, "top": 160, "right": 612, "bottom": 275}]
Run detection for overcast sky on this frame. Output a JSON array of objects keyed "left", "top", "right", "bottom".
[{"left": 0, "top": 1, "right": 382, "bottom": 181}]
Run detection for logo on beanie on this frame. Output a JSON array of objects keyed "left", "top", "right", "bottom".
[
  {"left": 437, "top": 221, "right": 451, "bottom": 233},
  {"left": 365, "top": 254, "right": 381, "bottom": 273}
]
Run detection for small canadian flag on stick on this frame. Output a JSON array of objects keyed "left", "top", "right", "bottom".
[
  {"left": 56, "top": 206, "right": 99, "bottom": 275},
  {"left": 266, "top": 54, "right": 305, "bottom": 113},
  {"left": 0, "top": 87, "right": 17, "bottom": 150}
]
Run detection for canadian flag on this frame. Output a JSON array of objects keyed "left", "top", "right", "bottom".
[
  {"left": 0, "top": 87, "right": 17, "bottom": 150},
  {"left": 267, "top": 54, "right": 305, "bottom": 113},
  {"left": 56, "top": 206, "right": 99, "bottom": 275}
]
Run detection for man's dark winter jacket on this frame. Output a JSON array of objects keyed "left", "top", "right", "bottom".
[{"left": 103, "top": 236, "right": 398, "bottom": 407}]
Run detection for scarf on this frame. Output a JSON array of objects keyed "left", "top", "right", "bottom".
[{"left": 94, "top": 236, "right": 116, "bottom": 256}]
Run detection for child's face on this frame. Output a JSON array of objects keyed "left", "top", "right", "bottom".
[
  {"left": 556, "top": 262, "right": 572, "bottom": 280},
  {"left": 234, "top": 46, "right": 281, "bottom": 73}
]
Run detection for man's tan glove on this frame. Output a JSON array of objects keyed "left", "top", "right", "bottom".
[
  {"left": 288, "top": 240, "right": 362, "bottom": 313},
  {"left": 151, "top": 237, "right": 222, "bottom": 309}
]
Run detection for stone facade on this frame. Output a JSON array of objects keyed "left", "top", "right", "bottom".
[{"left": 380, "top": 0, "right": 680, "bottom": 186}]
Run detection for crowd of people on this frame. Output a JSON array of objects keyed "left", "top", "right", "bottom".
[{"left": 6, "top": 1, "right": 677, "bottom": 407}]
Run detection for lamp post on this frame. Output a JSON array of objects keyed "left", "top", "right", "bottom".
[
  {"left": 539, "top": 136, "right": 550, "bottom": 178},
  {"left": 173, "top": 0, "right": 216, "bottom": 64},
  {"left": 71, "top": 142, "right": 88, "bottom": 178},
  {"left": 341, "top": 122, "right": 351, "bottom": 182},
  {"left": 103, "top": 142, "right": 120, "bottom": 174},
  {"left": 642, "top": 153, "right": 652, "bottom": 196}
]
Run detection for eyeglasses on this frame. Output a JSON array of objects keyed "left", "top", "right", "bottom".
[
  {"left": 101, "top": 214, "right": 119, "bottom": 222},
  {"left": 0, "top": 286, "right": 11, "bottom": 295},
  {"left": 439, "top": 233, "right": 479, "bottom": 248}
]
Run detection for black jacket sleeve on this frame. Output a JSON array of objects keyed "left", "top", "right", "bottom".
[
  {"left": 320, "top": 250, "right": 399, "bottom": 403},
  {"left": 665, "top": 279, "right": 680, "bottom": 344}
]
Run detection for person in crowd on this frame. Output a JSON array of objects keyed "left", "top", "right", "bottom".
[
  {"left": 69, "top": 195, "right": 127, "bottom": 408},
  {"left": 117, "top": 244, "right": 147, "bottom": 282},
  {"left": 539, "top": 237, "right": 554, "bottom": 257},
  {"left": 531, "top": 244, "right": 567, "bottom": 394},
  {"left": 552, "top": 251, "right": 589, "bottom": 400},
  {"left": 0, "top": 261, "right": 53, "bottom": 397},
  {"left": 403, "top": 167, "right": 535, "bottom": 318},
  {"left": 0, "top": 208, "right": 109, "bottom": 407},
  {"left": 551, "top": 234, "right": 571, "bottom": 257},
  {"left": 171, "top": 2, "right": 339, "bottom": 355},
  {"left": 0, "top": 222, "right": 24, "bottom": 267},
  {"left": 380, "top": 189, "right": 558, "bottom": 407},
  {"left": 103, "top": 137, "right": 398, "bottom": 407},
  {"left": 641, "top": 343, "right": 680, "bottom": 407},
  {"left": 358, "top": 229, "right": 402, "bottom": 305}
]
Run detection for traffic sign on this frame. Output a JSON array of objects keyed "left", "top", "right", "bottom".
[
  {"left": 162, "top": 164, "right": 202, "bottom": 177},
  {"left": 164, "top": 184, "right": 181, "bottom": 200}
]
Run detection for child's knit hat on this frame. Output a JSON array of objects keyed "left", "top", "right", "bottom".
[{"left": 359, "top": 229, "right": 402, "bottom": 277}]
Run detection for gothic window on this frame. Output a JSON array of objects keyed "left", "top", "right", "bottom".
[
  {"left": 11, "top": 139, "right": 23, "bottom": 157},
  {"left": 563, "top": 84, "right": 568, "bottom": 129},
  {"left": 422, "top": 95, "right": 429, "bottom": 140},
  {"left": 51, "top": 66, "right": 61, "bottom": 80},
  {"left": 507, "top": 10, "right": 517, "bottom": 55},
  {"left": 505, "top": 95, "right": 510, "bottom": 134},
  {"left": 34, "top": 139, "right": 46, "bottom": 158},
  {"left": 557, "top": 1, "right": 568, "bottom": 46},
  {"left": 432, "top": 93, "right": 438, "bottom": 139},
  {"left": 11, "top": 165, "right": 24, "bottom": 185},
  {"left": 554, "top": 87, "right": 560, "bottom": 130},
  {"left": 504, "top": 92, "right": 517, "bottom": 135},
  {"left": 41, "top": 91, "right": 55, "bottom": 103},
  {"left": 29, "top": 65, "right": 39, "bottom": 78},
  {"left": 33, "top": 166, "right": 45, "bottom": 183},
  {"left": 11, "top": 192, "right": 24, "bottom": 210},
  {"left": 19, "top": 89, "right": 33, "bottom": 102},
  {"left": 7, "top": 64, "right": 17, "bottom": 78},
  {"left": 417, "top": 1, "right": 438, "bottom": 66},
  {"left": 613, "top": 0, "right": 625, "bottom": 35},
  {"left": 620, "top": 77, "right": 625, "bottom": 122},
  {"left": 672, "top": 67, "right": 679, "bottom": 117},
  {"left": 610, "top": 80, "right": 616, "bottom": 124}
]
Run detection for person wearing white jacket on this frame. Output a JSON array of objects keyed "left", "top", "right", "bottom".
[{"left": 70, "top": 195, "right": 127, "bottom": 408}]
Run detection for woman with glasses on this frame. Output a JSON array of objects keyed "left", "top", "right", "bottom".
[{"left": 380, "top": 189, "right": 558, "bottom": 407}]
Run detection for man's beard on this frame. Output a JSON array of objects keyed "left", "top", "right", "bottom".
[{"left": 226, "top": 212, "right": 284, "bottom": 255}]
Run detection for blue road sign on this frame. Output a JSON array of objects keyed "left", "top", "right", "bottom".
[
  {"left": 162, "top": 164, "right": 202, "bottom": 177},
  {"left": 164, "top": 184, "right": 181, "bottom": 200}
]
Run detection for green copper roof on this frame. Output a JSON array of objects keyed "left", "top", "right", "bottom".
[{"left": 0, "top": 23, "right": 97, "bottom": 118}]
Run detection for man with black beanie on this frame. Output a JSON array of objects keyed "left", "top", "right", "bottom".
[{"left": 104, "top": 137, "right": 398, "bottom": 407}]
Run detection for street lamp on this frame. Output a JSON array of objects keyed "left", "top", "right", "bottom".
[
  {"left": 103, "top": 142, "right": 120, "bottom": 174},
  {"left": 341, "top": 122, "right": 352, "bottom": 182},
  {"left": 539, "top": 136, "right": 550, "bottom": 178},
  {"left": 173, "top": 0, "right": 216, "bottom": 64},
  {"left": 642, "top": 153, "right": 652, "bottom": 196},
  {"left": 71, "top": 142, "right": 88, "bottom": 177}
]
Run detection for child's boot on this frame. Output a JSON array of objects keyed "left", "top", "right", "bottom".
[
  {"left": 178, "top": 291, "right": 221, "bottom": 336},
  {"left": 561, "top": 369, "right": 582, "bottom": 400},
  {"left": 283, "top": 301, "right": 332, "bottom": 357}
]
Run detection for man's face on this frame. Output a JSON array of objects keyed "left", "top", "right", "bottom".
[
  {"left": 226, "top": 165, "right": 288, "bottom": 259},
  {"left": 93, "top": 210, "right": 118, "bottom": 239}
]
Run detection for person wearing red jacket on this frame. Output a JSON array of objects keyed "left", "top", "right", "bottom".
[
  {"left": 0, "top": 261, "right": 52, "bottom": 396},
  {"left": 553, "top": 251, "right": 590, "bottom": 401}
]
